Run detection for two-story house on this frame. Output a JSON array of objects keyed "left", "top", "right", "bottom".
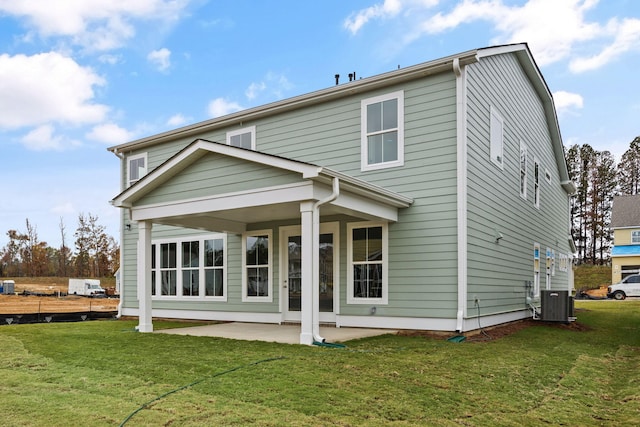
[
  {"left": 611, "top": 194, "right": 640, "bottom": 283},
  {"left": 109, "top": 43, "right": 576, "bottom": 345}
]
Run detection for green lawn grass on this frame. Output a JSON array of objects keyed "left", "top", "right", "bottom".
[{"left": 1, "top": 301, "right": 638, "bottom": 426}]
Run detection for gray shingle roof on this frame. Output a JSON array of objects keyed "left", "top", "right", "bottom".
[{"left": 612, "top": 195, "right": 640, "bottom": 227}]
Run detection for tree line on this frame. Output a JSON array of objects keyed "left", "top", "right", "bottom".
[
  {"left": 0, "top": 213, "right": 119, "bottom": 278},
  {"left": 567, "top": 136, "right": 640, "bottom": 265}
]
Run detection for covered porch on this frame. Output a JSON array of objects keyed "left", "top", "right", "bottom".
[{"left": 111, "top": 140, "right": 412, "bottom": 345}]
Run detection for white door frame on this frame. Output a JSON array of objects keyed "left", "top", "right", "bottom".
[{"left": 280, "top": 222, "right": 339, "bottom": 323}]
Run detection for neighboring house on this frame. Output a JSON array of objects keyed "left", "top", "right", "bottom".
[
  {"left": 109, "top": 43, "right": 576, "bottom": 345},
  {"left": 611, "top": 195, "right": 640, "bottom": 283}
]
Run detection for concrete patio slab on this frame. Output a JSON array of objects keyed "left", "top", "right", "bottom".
[{"left": 156, "top": 322, "right": 398, "bottom": 345}]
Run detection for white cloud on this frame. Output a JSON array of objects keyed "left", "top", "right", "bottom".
[
  {"left": 245, "top": 82, "right": 266, "bottom": 100},
  {"left": 20, "top": 124, "right": 81, "bottom": 151},
  {"left": 86, "top": 123, "right": 134, "bottom": 145},
  {"left": 553, "top": 90, "right": 584, "bottom": 115},
  {"left": 570, "top": 17, "right": 640, "bottom": 72},
  {"left": 98, "top": 53, "right": 122, "bottom": 65},
  {"left": 147, "top": 47, "right": 171, "bottom": 71},
  {"left": 207, "top": 98, "right": 243, "bottom": 118},
  {"left": 245, "top": 73, "right": 294, "bottom": 101},
  {"left": 0, "top": 0, "right": 190, "bottom": 52},
  {"left": 344, "top": 0, "right": 405, "bottom": 34},
  {"left": 421, "top": 0, "right": 602, "bottom": 66},
  {"left": 0, "top": 52, "right": 108, "bottom": 129},
  {"left": 166, "top": 113, "right": 190, "bottom": 127},
  {"left": 346, "top": 0, "right": 636, "bottom": 72}
]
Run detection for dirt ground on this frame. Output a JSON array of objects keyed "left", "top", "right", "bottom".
[
  {"left": 0, "top": 283, "right": 119, "bottom": 314},
  {"left": 398, "top": 315, "right": 591, "bottom": 342}
]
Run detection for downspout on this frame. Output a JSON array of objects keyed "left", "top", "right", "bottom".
[
  {"left": 453, "top": 57, "right": 469, "bottom": 333},
  {"left": 112, "top": 148, "right": 125, "bottom": 319},
  {"left": 311, "top": 177, "right": 339, "bottom": 343}
]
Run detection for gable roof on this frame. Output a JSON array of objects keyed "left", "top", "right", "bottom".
[
  {"left": 110, "top": 139, "right": 414, "bottom": 209},
  {"left": 612, "top": 195, "right": 640, "bottom": 228},
  {"left": 108, "top": 43, "right": 573, "bottom": 193}
]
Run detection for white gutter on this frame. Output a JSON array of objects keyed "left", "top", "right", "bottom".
[
  {"left": 453, "top": 57, "right": 469, "bottom": 333},
  {"left": 311, "top": 177, "right": 339, "bottom": 343}
]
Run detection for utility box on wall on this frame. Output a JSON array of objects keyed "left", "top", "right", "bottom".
[{"left": 541, "top": 290, "right": 573, "bottom": 322}]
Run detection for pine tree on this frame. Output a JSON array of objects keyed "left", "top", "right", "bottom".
[{"left": 617, "top": 136, "right": 640, "bottom": 195}]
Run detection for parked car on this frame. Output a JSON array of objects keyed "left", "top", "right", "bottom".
[{"left": 607, "top": 274, "right": 640, "bottom": 300}]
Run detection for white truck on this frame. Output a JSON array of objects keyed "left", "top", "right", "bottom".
[
  {"left": 607, "top": 274, "right": 640, "bottom": 300},
  {"left": 68, "top": 278, "right": 105, "bottom": 296}
]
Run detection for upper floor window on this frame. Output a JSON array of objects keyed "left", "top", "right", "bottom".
[
  {"left": 632, "top": 230, "right": 640, "bottom": 244},
  {"left": 533, "top": 158, "right": 540, "bottom": 208},
  {"left": 361, "top": 91, "right": 404, "bottom": 171},
  {"left": 128, "top": 153, "right": 147, "bottom": 187},
  {"left": 490, "top": 107, "right": 504, "bottom": 169},
  {"left": 519, "top": 142, "right": 527, "bottom": 199},
  {"left": 227, "top": 126, "right": 256, "bottom": 150},
  {"left": 347, "top": 222, "right": 388, "bottom": 304}
]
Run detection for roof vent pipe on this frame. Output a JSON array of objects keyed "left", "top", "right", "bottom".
[{"left": 334, "top": 74, "right": 340, "bottom": 85}]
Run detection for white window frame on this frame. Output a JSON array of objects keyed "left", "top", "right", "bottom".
[
  {"left": 519, "top": 142, "right": 527, "bottom": 199},
  {"left": 127, "top": 153, "right": 147, "bottom": 187},
  {"left": 242, "top": 229, "right": 272, "bottom": 302},
  {"left": 533, "top": 243, "right": 541, "bottom": 298},
  {"left": 150, "top": 233, "right": 227, "bottom": 301},
  {"left": 361, "top": 90, "right": 404, "bottom": 171},
  {"left": 347, "top": 221, "right": 389, "bottom": 304},
  {"left": 490, "top": 107, "right": 504, "bottom": 169},
  {"left": 226, "top": 126, "right": 256, "bottom": 150},
  {"left": 533, "top": 157, "right": 540, "bottom": 209},
  {"left": 632, "top": 230, "right": 640, "bottom": 244}
]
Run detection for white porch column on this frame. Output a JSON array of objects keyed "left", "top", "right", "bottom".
[
  {"left": 136, "top": 220, "right": 153, "bottom": 332},
  {"left": 299, "top": 201, "right": 314, "bottom": 345}
]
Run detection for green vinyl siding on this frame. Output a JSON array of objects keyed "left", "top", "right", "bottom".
[
  {"left": 465, "top": 53, "right": 572, "bottom": 316},
  {"left": 118, "top": 50, "right": 571, "bottom": 324},
  {"left": 136, "top": 154, "right": 304, "bottom": 206}
]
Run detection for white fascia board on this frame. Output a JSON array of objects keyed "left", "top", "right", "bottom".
[
  {"left": 319, "top": 168, "right": 413, "bottom": 208},
  {"left": 108, "top": 50, "right": 480, "bottom": 154},
  {"left": 478, "top": 44, "right": 573, "bottom": 192},
  {"left": 194, "top": 140, "right": 322, "bottom": 178},
  {"left": 131, "top": 181, "right": 314, "bottom": 221},
  {"left": 331, "top": 192, "right": 399, "bottom": 222},
  {"left": 112, "top": 140, "right": 321, "bottom": 207}
]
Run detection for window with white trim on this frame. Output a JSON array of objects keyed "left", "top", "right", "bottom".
[
  {"left": 205, "top": 238, "right": 225, "bottom": 296},
  {"left": 632, "top": 230, "right": 640, "bottom": 244},
  {"left": 520, "top": 142, "right": 527, "bottom": 199},
  {"left": 361, "top": 91, "right": 404, "bottom": 171},
  {"left": 490, "top": 107, "right": 504, "bottom": 168},
  {"left": 242, "top": 230, "right": 272, "bottom": 301},
  {"left": 227, "top": 126, "right": 256, "bottom": 150},
  {"left": 534, "top": 158, "right": 540, "bottom": 208},
  {"left": 347, "top": 222, "right": 388, "bottom": 304},
  {"left": 182, "top": 241, "right": 199, "bottom": 296},
  {"left": 127, "top": 153, "right": 147, "bottom": 187},
  {"left": 150, "top": 234, "right": 227, "bottom": 299},
  {"left": 159, "top": 242, "right": 177, "bottom": 296},
  {"left": 533, "top": 243, "right": 540, "bottom": 298}
]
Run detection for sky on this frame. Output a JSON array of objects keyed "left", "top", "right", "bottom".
[{"left": 0, "top": 0, "right": 638, "bottom": 249}]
